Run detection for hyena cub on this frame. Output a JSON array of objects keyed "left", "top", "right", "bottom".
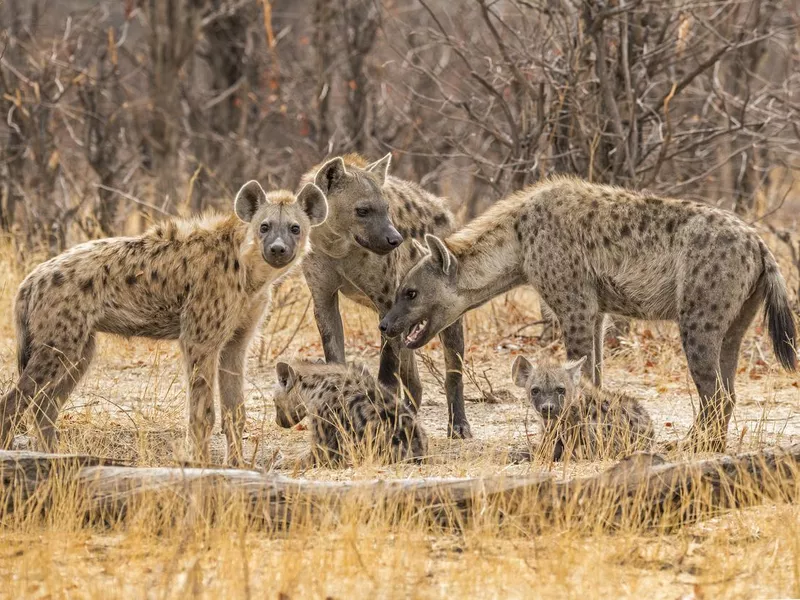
[
  {"left": 511, "top": 355, "right": 654, "bottom": 461},
  {"left": 272, "top": 361, "right": 428, "bottom": 468},
  {"left": 0, "top": 181, "right": 328, "bottom": 465}
]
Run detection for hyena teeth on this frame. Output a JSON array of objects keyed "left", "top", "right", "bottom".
[{"left": 405, "top": 320, "right": 427, "bottom": 345}]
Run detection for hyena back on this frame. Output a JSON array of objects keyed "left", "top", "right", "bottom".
[
  {"left": 512, "top": 355, "right": 654, "bottom": 461},
  {"left": 300, "top": 153, "right": 471, "bottom": 438},
  {"left": 272, "top": 360, "right": 428, "bottom": 468},
  {"left": 381, "top": 176, "right": 797, "bottom": 452},
  {"left": 1, "top": 181, "right": 328, "bottom": 464}
]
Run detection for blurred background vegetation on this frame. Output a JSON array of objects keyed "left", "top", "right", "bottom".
[{"left": 1, "top": 0, "right": 798, "bottom": 259}]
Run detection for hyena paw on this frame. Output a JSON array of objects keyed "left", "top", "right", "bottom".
[{"left": 448, "top": 420, "right": 473, "bottom": 440}]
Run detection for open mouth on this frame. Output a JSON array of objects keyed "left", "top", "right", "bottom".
[{"left": 404, "top": 319, "right": 429, "bottom": 348}]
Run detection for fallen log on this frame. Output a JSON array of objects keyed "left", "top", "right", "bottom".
[{"left": 1, "top": 445, "right": 798, "bottom": 531}]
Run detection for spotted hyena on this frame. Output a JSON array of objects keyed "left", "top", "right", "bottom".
[
  {"left": 380, "top": 176, "right": 797, "bottom": 451},
  {"left": 272, "top": 360, "right": 428, "bottom": 468},
  {"left": 300, "top": 153, "right": 471, "bottom": 438},
  {"left": 0, "top": 181, "right": 328, "bottom": 464},
  {"left": 512, "top": 355, "right": 654, "bottom": 461}
]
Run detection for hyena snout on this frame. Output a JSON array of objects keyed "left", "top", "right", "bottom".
[
  {"left": 385, "top": 226, "right": 403, "bottom": 249},
  {"left": 538, "top": 402, "right": 561, "bottom": 420},
  {"left": 263, "top": 237, "right": 295, "bottom": 268},
  {"left": 355, "top": 219, "right": 404, "bottom": 255}
]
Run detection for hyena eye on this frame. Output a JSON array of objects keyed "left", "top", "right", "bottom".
[
  {"left": 355, "top": 207, "right": 369, "bottom": 217},
  {"left": 530, "top": 387, "right": 541, "bottom": 395},
  {"left": 259, "top": 223, "right": 270, "bottom": 234},
  {"left": 405, "top": 289, "right": 417, "bottom": 300},
  {"left": 290, "top": 224, "right": 301, "bottom": 235},
  {"left": 556, "top": 387, "right": 566, "bottom": 395}
]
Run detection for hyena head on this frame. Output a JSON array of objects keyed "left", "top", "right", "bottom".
[
  {"left": 511, "top": 355, "right": 587, "bottom": 422},
  {"left": 313, "top": 154, "right": 403, "bottom": 255},
  {"left": 272, "top": 362, "right": 308, "bottom": 428},
  {"left": 379, "top": 234, "right": 460, "bottom": 349},
  {"left": 235, "top": 180, "right": 328, "bottom": 269}
]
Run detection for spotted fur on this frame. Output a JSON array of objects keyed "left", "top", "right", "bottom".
[
  {"left": 272, "top": 361, "right": 428, "bottom": 468},
  {"left": 512, "top": 355, "right": 654, "bottom": 460},
  {"left": 381, "top": 175, "right": 797, "bottom": 452},
  {"left": 299, "top": 153, "right": 472, "bottom": 438},
  {"left": 0, "top": 182, "right": 328, "bottom": 464}
]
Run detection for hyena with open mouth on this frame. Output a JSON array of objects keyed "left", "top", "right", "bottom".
[{"left": 380, "top": 176, "right": 796, "bottom": 452}]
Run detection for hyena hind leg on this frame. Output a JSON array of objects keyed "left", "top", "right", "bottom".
[
  {"left": 33, "top": 335, "right": 97, "bottom": 451},
  {"left": 680, "top": 317, "right": 727, "bottom": 452},
  {"left": 0, "top": 337, "right": 95, "bottom": 451},
  {"left": 719, "top": 288, "right": 763, "bottom": 405}
]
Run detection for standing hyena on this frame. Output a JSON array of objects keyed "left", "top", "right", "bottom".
[
  {"left": 299, "top": 153, "right": 471, "bottom": 438},
  {"left": 511, "top": 355, "right": 654, "bottom": 461},
  {"left": 272, "top": 360, "right": 428, "bottom": 468},
  {"left": 380, "top": 176, "right": 797, "bottom": 452},
  {"left": 0, "top": 181, "right": 328, "bottom": 464}
]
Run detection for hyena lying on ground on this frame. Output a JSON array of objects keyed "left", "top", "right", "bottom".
[
  {"left": 300, "top": 153, "right": 471, "bottom": 438},
  {"left": 380, "top": 176, "right": 797, "bottom": 451},
  {"left": 272, "top": 360, "right": 428, "bottom": 468},
  {"left": 512, "top": 355, "right": 654, "bottom": 461},
  {"left": 0, "top": 181, "right": 328, "bottom": 464}
]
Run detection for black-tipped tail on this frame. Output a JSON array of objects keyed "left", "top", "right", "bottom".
[{"left": 761, "top": 243, "right": 797, "bottom": 371}]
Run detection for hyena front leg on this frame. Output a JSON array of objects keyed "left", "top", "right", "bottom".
[
  {"left": 219, "top": 333, "right": 255, "bottom": 467},
  {"left": 310, "top": 286, "right": 346, "bottom": 364},
  {"left": 181, "top": 341, "right": 220, "bottom": 464},
  {"left": 379, "top": 337, "right": 423, "bottom": 409},
  {"left": 439, "top": 318, "right": 472, "bottom": 439},
  {"left": 398, "top": 348, "right": 423, "bottom": 411},
  {"left": 592, "top": 314, "right": 607, "bottom": 387}
]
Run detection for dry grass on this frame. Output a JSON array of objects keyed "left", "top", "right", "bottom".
[{"left": 1, "top": 233, "right": 799, "bottom": 599}]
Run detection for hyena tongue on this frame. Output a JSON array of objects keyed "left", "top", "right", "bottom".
[{"left": 405, "top": 320, "right": 427, "bottom": 345}]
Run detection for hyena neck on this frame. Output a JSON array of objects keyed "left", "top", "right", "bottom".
[
  {"left": 309, "top": 225, "right": 353, "bottom": 259},
  {"left": 448, "top": 226, "right": 525, "bottom": 313}
]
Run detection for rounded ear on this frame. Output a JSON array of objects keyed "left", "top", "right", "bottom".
[
  {"left": 297, "top": 183, "right": 328, "bottom": 227},
  {"left": 314, "top": 157, "right": 347, "bottom": 195},
  {"left": 234, "top": 180, "right": 267, "bottom": 222},
  {"left": 365, "top": 153, "right": 391, "bottom": 186},
  {"left": 275, "top": 362, "right": 297, "bottom": 391},
  {"left": 564, "top": 356, "right": 587, "bottom": 386},
  {"left": 425, "top": 234, "right": 456, "bottom": 276},
  {"left": 511, "top": 355, "right": 533, "bottom": 388}
]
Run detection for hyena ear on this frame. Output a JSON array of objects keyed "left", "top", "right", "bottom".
[
  {"left": 511, "top": 355, "right": 533, "bottom": 388},
  {"left": 365, "top": 153, "right": 391, "bottom": 186},
  {"left": 425, "top": 234, "right": 456, "bottom": 276},
  {"left": 275, "top": 362, "right": 297, "bottom": 391},
  {"left": 411, "top": 238, "right": 429, "bottom": 256},
  {"left": 564, "top": 356, "right": 587, "bottom": 386},
  {"left": 234, "top": 180, "right": 268, "bottom": 222},
  {"left": 297, "top": 183, "right": 328, "bottom": 227},
  {"left": 314, "top": 157, "right": 347, "bottom": 195}
]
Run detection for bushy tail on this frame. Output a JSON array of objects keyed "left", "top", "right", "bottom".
[
  {"left": 760, "top": 241, "right": 797, "bottom": 371},
  {"left": 14, "top": 284, "right": 32, "bottom": 375}
]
